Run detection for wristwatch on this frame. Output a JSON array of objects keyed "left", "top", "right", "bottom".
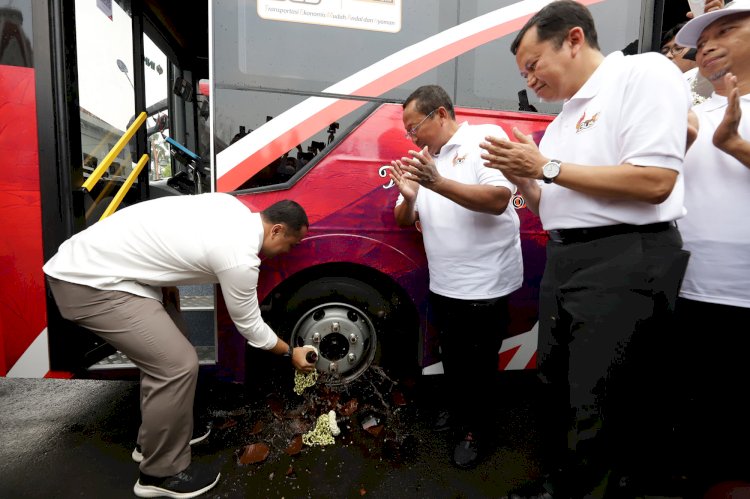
[
  {"left": 542, "top": 159, "right": 561, "bottom": 184},
  {"left": 283, "top": 344, "right": 293, "bottom": 360}
]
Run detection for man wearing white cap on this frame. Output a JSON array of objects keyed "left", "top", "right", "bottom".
[{"left": 671, "top": 0, "right": 750, "bottom": 492}]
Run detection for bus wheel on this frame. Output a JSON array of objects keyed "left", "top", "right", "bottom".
[{"left": 284, "top": 277, "right": 390, "bottom": 384}]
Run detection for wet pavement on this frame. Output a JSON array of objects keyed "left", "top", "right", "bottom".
[{"left": 0, "top": 369, "right": 545, "bottom": 498}]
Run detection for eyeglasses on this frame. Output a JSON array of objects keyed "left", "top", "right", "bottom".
[
  {"left": 661, "top": 44, "right": 687, "bottom": 57},
  {"left": 405, "top": 109, "right": 437, "bottom": 139}
]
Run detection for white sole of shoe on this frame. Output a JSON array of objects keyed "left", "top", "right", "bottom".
[
  {"left": 132, "top": 428, "right": 211, "bottom": 463},
  {"left": 132, "top": 472, "right": 220, "bottom": 498},
  {"left": 189, "top": 427, "right": 211, "bottom": 445}
]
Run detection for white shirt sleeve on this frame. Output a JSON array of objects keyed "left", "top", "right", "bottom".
[
  {"left": 473, "top": 125, "right": 515, "bottom": 192},
  {"left": 215, "top": 264, "right": 279, "bottom": 350},
  {"left": 619, "top": 55, "right": 690, "bottom": 170}
]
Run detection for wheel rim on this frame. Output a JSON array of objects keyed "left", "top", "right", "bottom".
[{"left": 290, "top": 302, "right": 377, "bottom": 383}]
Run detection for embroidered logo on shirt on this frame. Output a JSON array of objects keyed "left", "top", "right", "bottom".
[
  {"left": 575, "top": 111, "right": 600, "bottom": 133},
  {"left": 452, "top": 153, "right": 467, "bottom": 166}
]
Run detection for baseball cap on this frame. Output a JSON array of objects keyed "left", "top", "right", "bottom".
[{"left": 675, "top": 0, "right": 750, "bottom": 48}]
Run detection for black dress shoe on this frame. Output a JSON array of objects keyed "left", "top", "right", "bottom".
[
  {"left": 501, "top": 478, "right": 555, "bottom": 499},
  {"left": 504, "top": 492, "right": 553, "bottom": 499},
  {"left": 433, "top": 410, "right": 451, "bottom": 432},
  {"left": 452, "top": 432, "right": 480, "bottom": 469}
]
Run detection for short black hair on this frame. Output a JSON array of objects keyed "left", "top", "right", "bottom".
[
  {"left": 261, "top": 200, "right": 309, "bottom": 234},
  {"left": 403, "top": 85, "right": 455, "bottom": 120},
  {"left": 661, "top": 22, "right": 687, "bottom": 48},
  {"left": 511, "top": 0, "right": 600, "bottom": 55}
]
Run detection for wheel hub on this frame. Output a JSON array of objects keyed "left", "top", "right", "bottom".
[{"left": 291, "top": 302, "right": 376, "bottom": 382}]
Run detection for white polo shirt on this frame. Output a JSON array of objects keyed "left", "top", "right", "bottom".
[
  {"left": 679, "top": 93, "right": 750, "bottom": 308},
  {"left": 538, "top": 51, "right": 690, "bottom": 230},
  {"left": 43, "top": 193, "right": 279, "bottom": 350},
  {"left": 397, "top": 122, "right": 523, "bottom": 300}
]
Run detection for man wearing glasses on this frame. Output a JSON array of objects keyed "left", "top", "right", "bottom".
[
  {"left": 388, "top": 84, "right": 523, "bottom": 469},
  {"left": 660, "top": 1, "right": 724, "bottom": 104}
]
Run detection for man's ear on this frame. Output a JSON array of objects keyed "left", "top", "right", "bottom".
[
  {"left": 436, "top": 106, "right": 448, "bottom": 120},
  {"left": 271, "top": 223, "right": 286, "bottom": 237},
  {"left": 567, "top": 26, "right": 586, "bottom": 55}
]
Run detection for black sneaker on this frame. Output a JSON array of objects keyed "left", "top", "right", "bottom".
[
  {"left": 452, "top": 432, "right": 480, "bottom": 469},
  {"left": 501, "top": 478, "right": 555, "bottom": 499},
  {"left": 133, "top": 463, "right": 220, "bottom": 498},
  {"left": 132, "top": 421, "right": 212, "bottom": 463}
]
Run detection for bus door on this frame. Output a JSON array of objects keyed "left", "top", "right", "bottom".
[{"left": 45, "top": 0, "right": 214, "bottom": 375}]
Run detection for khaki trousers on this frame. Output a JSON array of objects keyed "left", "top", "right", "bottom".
[{"left": 47, "top": 277, "right": 197, "bottom": 477}]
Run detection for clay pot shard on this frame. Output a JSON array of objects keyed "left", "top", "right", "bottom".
[
  {"left": 284, "top": 435, "right": 303, "bottom": 456},
  {"left": 238, "top": 442, "right": 270, "bottom": 465}
]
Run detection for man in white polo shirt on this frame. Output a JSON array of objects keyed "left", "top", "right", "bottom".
[
  {"left": 388, "top": 84, "right": 522, "bottom": 469},
  {"left": 670, "top": 1, "right": 750, "bottom": 492},
  {"left": 480, "top": 1, "right": 691, "bottom": 497}
]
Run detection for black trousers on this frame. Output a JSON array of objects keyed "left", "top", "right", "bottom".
[
  {"left": 429, "top": 291, "right": 510, "bottom": 438},
  {"left": 537, "top": 226, "right": 689, "bottom": 496},
  {"left": 670, "top": 297, "right": 750, "bottom": 491}
]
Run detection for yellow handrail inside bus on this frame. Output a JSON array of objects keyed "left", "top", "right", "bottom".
[
  {"left": 99, "top": 154, "right": 149, "bottom": 220},
  {"left": 84, "top": 162, "right": 126, "bottom": 220},
  {"left": 81, "top": 111, "right": 147, "bottom": 193}
]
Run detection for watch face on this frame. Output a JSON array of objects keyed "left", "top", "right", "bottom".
[{"left": 543, "top": 161, "right": 560, "bottom": 180}]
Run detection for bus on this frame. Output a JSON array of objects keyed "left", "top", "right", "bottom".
[{"left": 0, "top": 0, "right": 689, "bottom": 382}]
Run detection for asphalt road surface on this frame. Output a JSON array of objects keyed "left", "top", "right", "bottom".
[
  {"left": 0, "top": 368, "right": 547, "bottom": 499},
  {"left": 2, "top": 367, "right": 746, "bottom": 499}
]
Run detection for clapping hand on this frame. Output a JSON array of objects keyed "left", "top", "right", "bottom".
[
  {"left": 713, "top": 72, "right": 743, "bottom": 153},
  {"left": 394, "top": 146, "right": 442, "bottom": 189},
  {"left": 387, "top": 158, "right": 420, "bottom": 202},
  {"left": 480, "top": 127, "right": 546, "bottom": 184}
]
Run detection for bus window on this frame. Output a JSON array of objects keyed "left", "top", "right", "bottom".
[
  {"left": 144, "top": 33, "right": 171, "bottom": 183},
  {"left": 457, "top": 0, "right": 642, "bottom": 114},
  {"left": 75, "top": 0, "right": 137, "bottom": 225},
  {"left": 212, "top": 0, "right": 645, "bottom": 192}
]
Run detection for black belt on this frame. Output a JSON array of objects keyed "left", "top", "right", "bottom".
[{"left": 547, "top": 222, "right": 673, "bottom": 244}]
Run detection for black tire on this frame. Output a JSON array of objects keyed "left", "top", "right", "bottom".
[{"left": 281, "top": 277, "right": 400, "bottom": 384}]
